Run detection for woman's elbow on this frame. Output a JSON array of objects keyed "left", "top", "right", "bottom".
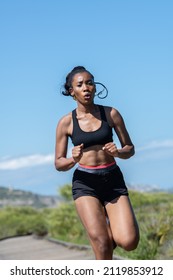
[{"left": 55, "top": 160, "right": 62, "bottom": 171}]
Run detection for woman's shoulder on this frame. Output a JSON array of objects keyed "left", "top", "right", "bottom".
[
  {"left": 101, "top": 105, "right": 122, "bottom": 126},
  {"left": 101, "top": 105, "right": 119, "bottom": 115},
  {"left": 57, "top": 111, "right": 73, "bottom": 128}
]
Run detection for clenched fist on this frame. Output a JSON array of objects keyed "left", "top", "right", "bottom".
[
  {"left": 72, "top": 143, "right": 84, "bottom": 162},
  {"left": 102, "top": 142, "right": 119, "bottom": 157}
]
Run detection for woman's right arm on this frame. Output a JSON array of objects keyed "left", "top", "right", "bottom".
[{"left": 54, "top": 115, "right": 76, "bottom": 171}]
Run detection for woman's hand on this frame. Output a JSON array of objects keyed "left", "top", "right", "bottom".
[
  {"left": 102, "top": 142, "right": 119, "bottom": 157},
  {"left": 72, "top": 143, "right": 84, "bottom": 162}
]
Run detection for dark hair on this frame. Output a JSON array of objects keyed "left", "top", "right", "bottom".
[
  {"left": 62, "top": 66, "right": 94, "bottom": 96},
  {"left": 61, "top": 66, "right": 108, "bottom": 99}
]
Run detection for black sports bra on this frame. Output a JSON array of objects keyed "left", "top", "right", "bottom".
[{"left": 70, "top": 105, "right": 113, "bottom": 149}]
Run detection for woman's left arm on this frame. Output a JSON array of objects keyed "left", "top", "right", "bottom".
[{"left": 110, "top": 107, "right": 135, "bottom": 159}]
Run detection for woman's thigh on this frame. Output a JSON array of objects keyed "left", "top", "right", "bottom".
[
  {"left": 105, "top": 195, "right": 139, "bottom": 248},
  {"left": 74, "top": 196, "right": 110, "bottom": 238}
]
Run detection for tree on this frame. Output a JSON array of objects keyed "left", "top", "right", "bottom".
[{"left": 59, "top": 184, "right": 72, "bottom": 201}]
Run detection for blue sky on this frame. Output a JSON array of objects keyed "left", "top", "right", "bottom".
[{"left": 0, "top": 0, "right": 173, "bottom": 195}]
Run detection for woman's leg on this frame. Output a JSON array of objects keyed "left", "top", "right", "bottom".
[
  {"left": 74, "top": 196, "right": 114, "bottom": 259},
  {"left": 105, "top": 195, "right": 139, "bottom": 251}
]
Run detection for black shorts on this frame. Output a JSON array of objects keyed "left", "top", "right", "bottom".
[{"left": 72, "top": 163, "right": 128, "bottom": 205}]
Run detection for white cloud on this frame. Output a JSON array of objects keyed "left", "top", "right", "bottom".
[
  {"left": 0, "top": 154, "right": 54, "bottom": 170},
  {"left": 136, "top": 139, "right": 173, "bottom": 152},
  {"left": 134, "top": 139, "right": 173, "bottom": 161}
]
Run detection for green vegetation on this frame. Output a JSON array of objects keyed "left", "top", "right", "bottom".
[
  {"left": 0, "top": 207, "right": 48, "bottom": 238},
  {"left": 0, "top": 185, "right": 173, "bottom": 259}
]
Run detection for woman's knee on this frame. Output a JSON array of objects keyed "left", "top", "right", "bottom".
[
  {"left": 89, "top": 230, "right": 113, "bottom": 254},
  {"left": 123, "top": 237, "right": 139, "bottom": 251},
  {"left": 116, "top": 233, "right": 139, "bottom": 251}
]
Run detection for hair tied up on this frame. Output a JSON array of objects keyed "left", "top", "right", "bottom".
[
  {"left": 72, "top": 66, "right": 86, "bottom": 72},
  {"left": 95, "top": 82, "right": 108, "bottom": 99},
  {"left": 60, "top": 86, "right": 71, "bottom": 96}
]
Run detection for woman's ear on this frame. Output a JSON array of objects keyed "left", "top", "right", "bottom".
[
  {"left": 69, "top": 87, "right": 74, "bottom": 96},
  {"left": 69, "top": 87, "right": 76, "bottom": 100}
]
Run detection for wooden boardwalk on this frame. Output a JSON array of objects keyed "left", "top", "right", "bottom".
[{"left": 0, "top": 235, "right": 94, "bottom": 260}]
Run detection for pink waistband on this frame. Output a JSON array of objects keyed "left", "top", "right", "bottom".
[{"left": 78, "top": 161, "right": 116, "bottom": 170}]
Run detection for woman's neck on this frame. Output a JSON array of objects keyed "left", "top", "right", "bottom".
[{"left": 76, "top": 103, "right": 97, "bottom": 114}]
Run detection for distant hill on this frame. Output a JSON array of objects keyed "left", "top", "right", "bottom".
[
  {"left": 0, "top": 186, "right": 60, "bottom": 208},
  {"left": 127, "top": 183, "right": 173, "bottom": 193}
]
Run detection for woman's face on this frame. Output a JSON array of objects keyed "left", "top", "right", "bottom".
[{"left": 70, "top": 71, "right": 96, "bottom": 104}]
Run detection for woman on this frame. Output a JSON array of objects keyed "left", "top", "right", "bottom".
[{"left": 55, "top": 66, "right": 139, "bottom": 260}]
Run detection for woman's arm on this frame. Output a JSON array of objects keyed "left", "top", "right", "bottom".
[
  {"left": 55, "top": 115, "right": 76, "bottom": 171},
  {"left": 103, "top": 107, "right": 135, "bottom": 159}
]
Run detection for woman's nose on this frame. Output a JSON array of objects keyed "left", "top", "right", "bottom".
[{"left": 83, "top": 83, "right": 88, "bottom": 91}]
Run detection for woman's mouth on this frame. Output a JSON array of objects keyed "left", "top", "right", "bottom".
[{"left": 84, "top": 93, "right": 92, "bottom": 100}]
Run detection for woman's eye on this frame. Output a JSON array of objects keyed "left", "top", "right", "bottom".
[{"left": 87, "top": 81, "right": 94, "bottom": 85}]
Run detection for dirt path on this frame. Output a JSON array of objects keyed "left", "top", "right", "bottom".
[{"left": 0, "top": 235, "right": 94, "bottom": 260}]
